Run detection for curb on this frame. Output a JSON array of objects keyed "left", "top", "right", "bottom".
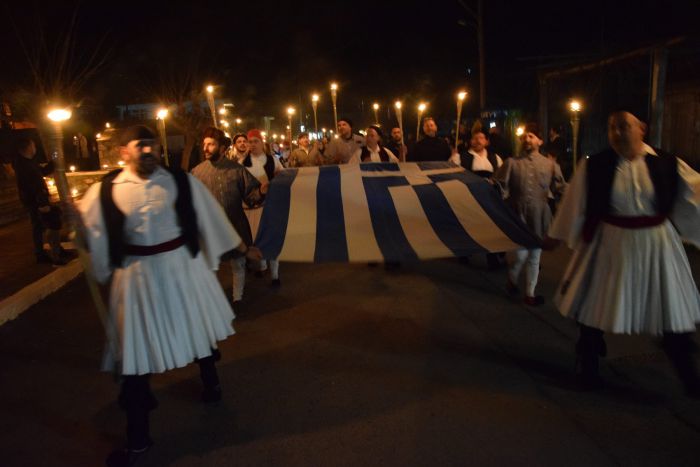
[{"left": 0, "top": 259, "right": 83, "bottom": 326}]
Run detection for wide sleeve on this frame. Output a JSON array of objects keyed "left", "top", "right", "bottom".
[
  {"left": 347, "top": 148, "right": 361, "bottom": 165},
  {"left": 670, "top": 158, "right": 700, "bottom": 248},
  {"left": 240, "top": 169, "right": 263, "bottom": 208},
  {"left": 188, "top": 174, "right": 241, "bottom": 270},
  {"left": 385, "top": 147, "right": 399, "bottom": 163},
  {"left": 77, "top": 182, "right": 112, "bottom": 283},
  {"left": 547, "top": 158, "right": 587, "bottom": 248},
  {"left": 493, "top": 157, "right": 513, "bottom": 199}
]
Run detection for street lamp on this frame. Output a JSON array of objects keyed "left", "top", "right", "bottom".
[
  {"left": 416, "top": 102, "right": 427, "bottom": 142},
  {"left": 569, "top": 99, "right": 582, "bottom": 174},
  {"left": 373, "top": 102, "right": 380, "bottom": 125},
  {"left": 455, "top": 91, "right": 467, "bottom": 152},
  {"left": 394, "top": 101, "right": 405, "bottom": 161},
  {"left": 46, "top": 108, "right": 73, "bottom": 209},
  {"left": 156, "top": 108, "right": 170, "bottom": 167},
  {"left": 219, "top": 107, "right": 227, "bottom": 116},
  {"left": 205, "top": 84, "right": 218, "bottom": 128},
  {"left": 105, "top": 122, "right": 111, "bottom": 129},
  {"left": 311, "top": 93, "right": 319, "bottom": 134},
  {"left": 516, "top": 125, "right": 525, "bottom": 137},
  {"left": 330, "top": 82, "right": 338, "bottom": 132},
  {"left": 235, "top": 117, "right": 242, "bottom": 132}
]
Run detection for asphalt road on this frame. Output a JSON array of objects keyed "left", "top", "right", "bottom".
[{"left": 1, "top": 246, "right": 700, "bottom": 467}]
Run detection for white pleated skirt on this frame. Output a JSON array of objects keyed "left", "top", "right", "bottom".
[
  {"left": 103, "top": 246, "right": 235, "bottom": 375},
  {"left": 555, "top": 220, "right": 700, "bottom": 335}
]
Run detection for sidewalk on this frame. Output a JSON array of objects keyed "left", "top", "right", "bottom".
[{"left": 0, "top": 217, "right": 82, "bottom": 325}]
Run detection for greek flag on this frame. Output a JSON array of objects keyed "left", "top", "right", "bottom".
[{"left": 255, "top": 162, "right": 538, "bottom": 262}]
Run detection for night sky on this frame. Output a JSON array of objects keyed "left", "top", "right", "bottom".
[{"left": 1, "top": 0, "right": 698, "bottom": 129}]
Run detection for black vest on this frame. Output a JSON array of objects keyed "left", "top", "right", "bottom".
[
  {"left": 460, "top": 149, "right": 499, "bottom": 178},
  {"left": 243, "top": 154, "right": 276, "bottom": 181},
  {"left": 360, "top": 146, "right": 391, "bottom": 162},
  {"left": 582, "top": 147, "right": 679, "bottom": 242},
  {"left": 100, "top": 168, "right": 200, "bottom": 268}
]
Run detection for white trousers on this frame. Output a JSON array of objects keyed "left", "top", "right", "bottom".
[
  {"left": 251, "top": 259, "right": 280, "bottom": 280},
  {"left": 508, "top": 248, "right": 542, "bottom": 297},
  {"left": 231, "top": 257, "right": 246, "bottom": 301}
]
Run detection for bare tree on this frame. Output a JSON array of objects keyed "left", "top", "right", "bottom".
[{"left": 7, "top": 4, "right": 112, "bottom": 113}]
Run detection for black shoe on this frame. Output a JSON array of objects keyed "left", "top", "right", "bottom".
[
  {"left": 506, "top": 280, "right": 519, "bottom": 297},
  {"left": 523, "top": 295, "right": 545, "bottom": 306},
  {"left": 270, "top": 278, "right": 281, "bottom": 288},
  {"left": 201, "top": 386, "right": 222, "bottom": 404},
  {"left": 105, "top": 441, "right": 152, "bottom": 467},
  {"left": 51, "top": 255, "right": 69, "bottom": 266},
  {"left": 36, "top": 251, "right": 53, "bottom": 264}
]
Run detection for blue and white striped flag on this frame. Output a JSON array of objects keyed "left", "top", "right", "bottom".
[{"left": 255, "top": 162, "right": 538, "bottom": 262}]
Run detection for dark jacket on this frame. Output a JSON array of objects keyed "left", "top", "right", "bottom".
[
  {"left": 13, "top": 154, "right": 54, "bottom": 208},
  {"left": 407, "top": 136, "right": 452, "bottom": 162}
]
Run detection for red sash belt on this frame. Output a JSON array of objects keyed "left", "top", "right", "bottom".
[
  {"left": 124, "top": 236, "right": 186, "bottom": 256},
  {"left": 602, "top": 214, "right": 666, "bottom": 229}
]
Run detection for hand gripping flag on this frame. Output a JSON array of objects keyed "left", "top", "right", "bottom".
[{"left": 255, "top": 161, "right": 539, "bottom": 262}]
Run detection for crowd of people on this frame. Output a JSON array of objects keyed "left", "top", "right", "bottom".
[{"left": 11, "top": 108, "right": 700, "bottom": 466}]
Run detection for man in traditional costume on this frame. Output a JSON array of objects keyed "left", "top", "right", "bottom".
[
  {"left": 192, "top": 127, "right": 267, "bottom": 304},
  {"left": 451, "top": 130, "right": 504, "bottom": 269},
  {"left": 495, "top": 123, "right": 565, "bottom": 305},
  {"left": 349, "top": 125, "right": 399, "bottom": 163},
  {"left": 242, "top": 129, "right": 284, "bottom": 286},
  {"left": 544, "top": 111, "right": 700, "bottom": 394},
  {"left": 77, "top": 126, "right": 260, "bottom": 466}
]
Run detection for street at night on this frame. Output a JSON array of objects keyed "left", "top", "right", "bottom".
[
  {"left": 1, "top": 245, "right": 700, "bottom": 466},
  {"left": 2, "top": 1, "right": 700, "bottom": 466}
]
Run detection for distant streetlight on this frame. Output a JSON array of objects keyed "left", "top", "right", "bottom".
[
  {"left": 569, "top": 99, "right": 582, "bottom": 174},
  {"left": 394, "top": 101, "right": 405, "bottom": 161},
  {"left": 105, "top": 122, "right": 111, "bottom": 129},
  {"left": 205, "top": 84, "right": 218, "bottom": 128},
  {"left": 156, "top": 108, "right": 170, "bottom": 167},
  {"left": 455, "top": 91, "right": 467, "bottom": 152},
  {"left": 516, "top": 125, "right": 525, "bottom": 137},
  {"left": 311, "top": 94, "right": 319, "bottom": 134},
  {"left": 416, "top": 102, "right": 427, "bottom": 142},
  {"left": 287, "top": 106, "right": 295, "bottom": 144},
  {"left": 372, "top": 102, "right": 380, "bottom": 125},
  {"left": 330, "top": 82, "right": 338, "bottom": 131}
]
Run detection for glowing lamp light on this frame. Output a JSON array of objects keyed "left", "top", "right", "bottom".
[
  {"left": 312, "top": 94, "right": 319, "bottom": 103},
  {"left": 96, "top": 133, "right": 102, "bottom": 139},
  {"left": 569, "top": 100, "right": 582, "bottom": 112},
  {"left": 69, "top": 165, "right": 76, "bottom": 172},
  {"left": 287, "top": 106, "right": 295, "bottom": 116},
  {"left": 71, "top": 188, "right": 78, "bottom": 197},
  {"left": 117, "top": 160, "right": 125, "bottom": 167},
  {"left": 322, "top": 127, "right": 326, "bottom": 133},
  {"left": 102, "top": 164, "right": 109, "bottom": 169},
  {"left": 516, "top": 126, "right": 525, "bottom": 137},
  {"left": 105, "top": 122, "right": 111, "bottom": 129},
  {"left": 47, "top": 108, "right": 72, "bottom": 122},
  {"left": 373, "top": 103, "right": 379, "bottom": 110},
  {"left": 489, "top": 121, "right": 496, "bottom": 129},
  {"left": 47, "top": 179, "right": 55, "bottom": 187},
  {"left": 224, "top": 131, "right": 231, "bottom": 138},
  {"left": 395, "top": 101, "right": 402, "bottom": 109},
  {"left": 280, "top": 135, "right": 285, "bottom": 140},
  {"left": 457, "top": 91, "right": 467, "bottom": 101},
  {"left": 157, "top": 108, "right": 168, "bottom": 119},
  {"left": 206, "top": 85, "right": 214, "bottom": 93},
  {"left": 330, "top": 83, "right": 338, "bottom": 91},
  {"left": 235, "top": 118, "right": 242, "bottom": 124},
  {"left": 418, "top": 103, "right": 427, "bottom": 112},
  {"left": 222, "top": 121, "right": 230, "bottom": 128},
  {"left": 219, "top": 107, "right": 227, "bottom": 116},
  {"left": 261, "top": 131, "right": 267, "bottom": 137}
]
